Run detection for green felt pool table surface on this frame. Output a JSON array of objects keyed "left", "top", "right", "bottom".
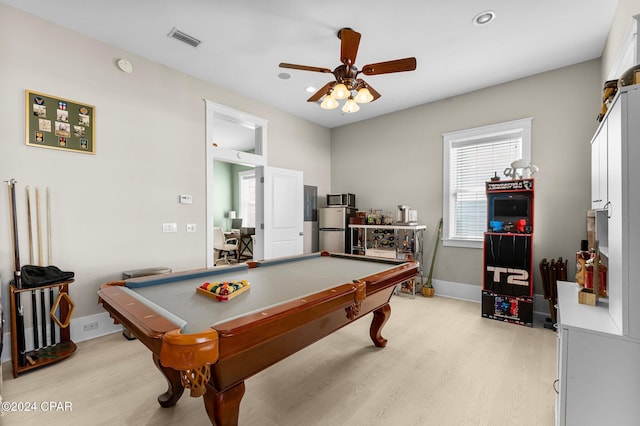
[{"left": 125, "top": 252, "right": 407, "bottom": 333}]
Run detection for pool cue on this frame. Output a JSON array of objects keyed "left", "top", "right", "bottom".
[
  {"left": 47, "top": 187, "right": 55, "bottom": 346},
  {"left": 7, "top": 179, "right": 27, "bottom": 367},
  {"left": 36, "top": 196, "right": 50, "bottom": 347},
  {"left": 26, "top": 186, "right": 40, "bottom": 350},
  {"left": 36, "top": 187, "right": 43, "bottom": 265},
  {"left": 26, "top": 186, "right": 34, "bottom": 264},
  {"left": 36, "top": 187, "right": 48, "bottom": 348}
]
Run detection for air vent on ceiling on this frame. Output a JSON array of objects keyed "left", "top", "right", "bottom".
[{"left": 167, "top": 27, "right": 201, "bottom": 48}]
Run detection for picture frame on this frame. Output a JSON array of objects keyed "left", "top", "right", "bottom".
[{"left": 25, "top": 89, "right": 95, "bottom": 154}]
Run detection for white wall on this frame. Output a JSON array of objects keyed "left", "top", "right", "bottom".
[
  {"left": 0, "top": 4, "right": 331, "bottom": 327},
  {"left": 601, "top": 0, "right": 640, "bottom": 81},
  {"left": 331, "top": 60, "right": 601, "bottom": 294}
]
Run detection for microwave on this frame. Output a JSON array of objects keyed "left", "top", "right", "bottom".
[{"left": 326, "top": 193, "right": 356, "bottom": 207}]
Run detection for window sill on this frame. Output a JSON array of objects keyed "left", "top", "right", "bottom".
[{"left": 443, "top": 239, "right": 483, "bottom": 249}]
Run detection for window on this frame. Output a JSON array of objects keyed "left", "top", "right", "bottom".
[
  {"left": 442, "top": 118, "right": 532, "bottom": 248},
  {"left": 238, "top": 170, "right": 256, "bottom": 227}
]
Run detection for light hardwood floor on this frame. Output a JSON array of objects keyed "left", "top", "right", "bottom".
[{"left": 1, "top": 295, "right": 557, "bottom": 425}]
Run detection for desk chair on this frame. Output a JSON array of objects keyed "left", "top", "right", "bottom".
[{"left": 214, "top": 227, "right": 239, "bottom": 265}]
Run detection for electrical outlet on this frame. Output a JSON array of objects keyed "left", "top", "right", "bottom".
[{"left": 83, "top": 321, "right": 99, "bottom": 332}]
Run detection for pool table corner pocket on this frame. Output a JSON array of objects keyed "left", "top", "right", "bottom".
[{"left": 160, "top": 328, "right": 219, "bottom": 397}]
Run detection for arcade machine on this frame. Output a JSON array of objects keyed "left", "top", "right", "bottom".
[{"left": 481, "top": 178, "right": 534, "bottom": 326}]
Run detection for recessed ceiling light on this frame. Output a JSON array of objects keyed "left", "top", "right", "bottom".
[
  {"left": 473, "top": 10, "right": 495, "bottom": 26},
  {"left": 305, "top": 86, "right": 316, "bottom": 93},
  {"left": 278, "top": 72, "right": 291, "bottom": 80}
]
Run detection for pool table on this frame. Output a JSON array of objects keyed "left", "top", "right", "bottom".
[{"left": 98, "top": 252, "right": 418, "bottom": 425}]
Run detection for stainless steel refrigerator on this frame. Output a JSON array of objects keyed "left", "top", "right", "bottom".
[{"left": 319, "top": 207, "right": 356, "bottom": 253}]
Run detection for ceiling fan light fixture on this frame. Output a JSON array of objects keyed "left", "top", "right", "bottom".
[
  {"left": 342, "top": 96, "right": 360, "bottom": 113},
  {"left": 321, "top": 94, "right": 339, "bottom": 110},
  {"left": 279, "top": 27, "right": 416, "bottom": 115},
  {"left": 355, "top": 87, "right": 374, "bottom": 103},
  {"left": 332, "top": 83, "right": 350, "bottom": 100}
]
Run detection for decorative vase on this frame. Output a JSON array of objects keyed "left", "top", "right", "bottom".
[{"left": 618, "top": 64, "right": 640, "bottom": 89}]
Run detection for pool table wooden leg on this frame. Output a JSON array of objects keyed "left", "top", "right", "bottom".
[
  {"left": 203, "top": 381, "right": 245, "bottom": 426},
  {"left": 152, "top": 353, "right": 185, "bottom": 407},
  {"left": 370, "top": 302, "right": 391, "bottom": 347}
]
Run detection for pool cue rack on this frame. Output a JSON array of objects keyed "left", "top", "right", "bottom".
[
  {"left": 9, "top": 280, "right": 76, "bottom": 378},
  {"left": 5, "top": 179, "right": 76, "bottom": 378}
]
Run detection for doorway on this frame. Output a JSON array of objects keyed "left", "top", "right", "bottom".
[
  {"left": 205, "top": 100, "right": 305, "bottom": 266},
  {"left": 205, "top": 100, "right": 267, "bottom": 267}
]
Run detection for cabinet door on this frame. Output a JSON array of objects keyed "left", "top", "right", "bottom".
[
  {"left": 591, "top": 121, "right": 607, "bottom": 209},
  {"left": 606, "top": 97, "right": 624, "bottom": 333},
  {"left": 564, "top": 328, "right": 640, "bottom": 425}
]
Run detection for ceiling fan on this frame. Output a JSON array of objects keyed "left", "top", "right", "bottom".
[{"left": 279, "top": 28, "right": 417, "bottom": 113}]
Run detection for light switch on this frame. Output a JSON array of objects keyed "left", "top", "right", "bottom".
[
  {"left": 186, "top": 224, "right": 196, "bottom": 232},
  {"left": 162, "top": 223, "right": 178, "bottom": 233},
  {"left": 179, "top": 194, "right": 193, "bottom": 204}
]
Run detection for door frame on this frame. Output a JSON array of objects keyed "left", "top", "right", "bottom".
[{"left": 205, "top": 100, "right": 268, "bottom": 267}]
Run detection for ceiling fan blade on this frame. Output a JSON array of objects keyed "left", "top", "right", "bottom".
[
  {"left": 339, "top": 28, "right": 361, "bottom": 66},
  {"left": 361, "top": 57, "right": 417, "bottom": 75},
  {"left": 279, "top": 63, "right": 332, "bottom": 73},
  {"left": 307, "top": 81, "right": 335, "bottom": 102}
]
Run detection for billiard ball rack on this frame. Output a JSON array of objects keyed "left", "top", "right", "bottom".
[{"left": 196, "top": 280, "right": 251, "bottom": 301}]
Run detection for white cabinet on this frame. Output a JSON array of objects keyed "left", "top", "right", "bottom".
[
  {"left": 586, "top": 84, "right": 640, "bottom": 338},
  {"left": 600, "top": 85, "right": 640, "bottom": 338},
  {"left": 590, "top": 120, "right": 607, "bottom": 209},
  {"left": 558, "top": 84, "right": 640, "bottom": 424},
  {"left": 556, "top": 282, "right": 640, "bottom": 426}
]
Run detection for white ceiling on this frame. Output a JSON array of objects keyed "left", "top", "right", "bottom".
[{"left": 2, "top": 0, "right": 620, "bottom": 129}]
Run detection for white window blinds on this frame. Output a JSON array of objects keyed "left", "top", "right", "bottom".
[
  {"left": 442, "top": 118, "right": 531, "bottom": 248},
  {"left": 449, "top": 138, "right": 522, "bottom": 240}
]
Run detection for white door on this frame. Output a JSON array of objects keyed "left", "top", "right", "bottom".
[{"left": 259, "top": 166, "right": 304, "bottom": 259}]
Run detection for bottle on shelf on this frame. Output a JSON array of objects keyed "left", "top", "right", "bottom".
[
  {"left": 585, "top": 251, "right": 607, "bottom": 298},
  {"left": 575, "top": 240, "right": 591, "bottom": 287}
]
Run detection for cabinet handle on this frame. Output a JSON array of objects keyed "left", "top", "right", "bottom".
[
  {"left": 592, "top": 199, "right": 602, "bottom": 203},
  {"left": 604, "top": 201, "right": 612, "bottom": 219}
]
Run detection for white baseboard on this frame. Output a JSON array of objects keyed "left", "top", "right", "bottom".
[{"left": 1, "top": 311, "right": 122, "bottom": 364}]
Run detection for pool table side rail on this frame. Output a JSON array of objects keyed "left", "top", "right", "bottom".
[
  {"left": 98, "top": 281, "right": 186, "bottom": 352},
  {"left": 124, "top": 264, "right": 249, "bottom": 289}
]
